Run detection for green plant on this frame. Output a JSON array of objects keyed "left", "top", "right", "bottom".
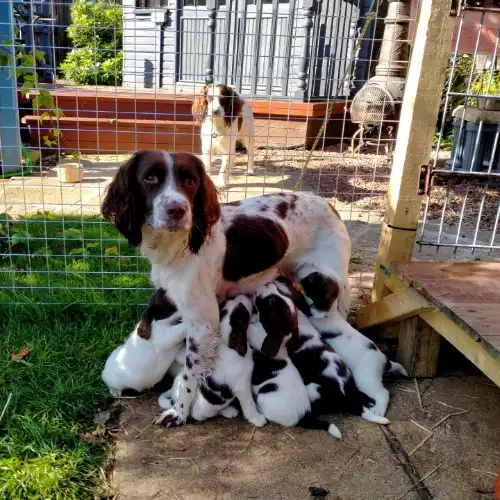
[
  {"left": 60, "top": 0, "right": 123, "bottom": 86},
  {"left": 0, "top": 43, "right": 63, "bottom": 147},
  {"left": 471, "top": 71, "right": 500, "bottom": 98}
]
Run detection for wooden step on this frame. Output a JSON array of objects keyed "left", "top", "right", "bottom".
[
  {"left": 24, "top": 115, "right": 308, "bottom": 154},
  {"left": 29, "top": 87, "right": 343, "bottom": 121}
]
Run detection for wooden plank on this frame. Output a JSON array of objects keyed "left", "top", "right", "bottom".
[
  {"left": 420, "top": 310, "right": 500, "bottom": 387},
  {"left": 392, "top": 261, "right": 500, "bottom": 357},
  {"left": 397, "top": 316, "right": 441, "bottom": 378},
  {"left": 34, "top": 87, "right": 342, "bottom": 119},
  {"left": 356, "top": 287, "right": 434, "bottom": 329},
  {"left": 372, "top": 0, "right": 456, "bottom": 301}
]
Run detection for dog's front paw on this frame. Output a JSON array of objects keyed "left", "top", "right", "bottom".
[
  {"left": 220, "top": 406, "right": 239, "bottom": 419},
  {"left": 154, "top": 409, "right": 187, "bottom": 428},
  {"left": 248, "top": 413, "right": 267, "bottom": 427}
]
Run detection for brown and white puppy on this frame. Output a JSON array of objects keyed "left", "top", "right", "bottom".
[
  {"left": 101, "top": 150, "right": 351, "bottom": 427},
  {"left": 192, "top": 83, "right": 255, "bottom": 187}
]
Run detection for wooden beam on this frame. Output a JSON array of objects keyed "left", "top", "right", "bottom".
[
  {"left": 356, "top": 287, "right": 434, "bottom": 329},
  {"left": 420, "top": 310, "right": 500, "bottom": 387},
  {"left": 372, "top": 0, "right": 456, "bottom": 301},
  {"left": 397, "top": 317, "right": 441, "bottom": 378}
]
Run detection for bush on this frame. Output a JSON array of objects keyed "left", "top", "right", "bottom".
[
  {"left": 471, "top": 71, "right": 500, "bottom": 97},
  {"left": 61, "top": 0, "right": 123, "bottom": 85}
]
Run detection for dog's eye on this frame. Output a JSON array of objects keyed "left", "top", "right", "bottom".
[
  {"left": 144, "top": 174, "right": 159, "bottom": 184},
  {"left": 185, "top": 178, "right": 195, "bottom": 187}
]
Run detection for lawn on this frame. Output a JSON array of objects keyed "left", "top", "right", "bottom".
[{"left": 0, "top": 213, "right": 151, "bottom": 499}]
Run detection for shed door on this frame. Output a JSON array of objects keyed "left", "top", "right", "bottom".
[{"left": 177, "top": 0, "right": 294, "bottom": 97}]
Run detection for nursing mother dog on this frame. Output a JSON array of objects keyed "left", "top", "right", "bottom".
[{"left": 101, "top": 150, "right": 352, "bottom": 427}]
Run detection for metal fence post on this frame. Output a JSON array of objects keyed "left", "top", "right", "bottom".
[
  {"left": 205, "top": 0, "right": 217, "bottom": 85},
  {"left": 294, "top": 0, "right": 315, "bottom": 100},
  {"left": 0, "top": 0, "right": 22, "bottom": 174}
]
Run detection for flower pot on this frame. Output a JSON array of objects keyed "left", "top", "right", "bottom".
[{"left": 55, "top": 162, "right": 84, "bottom": 183}]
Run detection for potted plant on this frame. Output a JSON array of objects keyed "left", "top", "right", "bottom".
[{"left": 55, "top": 152, "right": 84, "bottom": 183}]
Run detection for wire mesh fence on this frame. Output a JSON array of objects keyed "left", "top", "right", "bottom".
[
  {"left": 0, "top": 0, "right": 418, "bottom": 307},
  {"left": 419, "top": 1, "right": 500, "bottom": 260}
]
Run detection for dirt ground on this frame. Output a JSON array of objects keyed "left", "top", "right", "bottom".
[{"left": 110, "top": 377, "right": 499, "bottom": 500}]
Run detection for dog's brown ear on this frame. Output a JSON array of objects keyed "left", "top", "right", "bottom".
[
  {"left": 188, "top": 155, "right": 221, "bottom": 253},
  {"left": 192, "top": 85, "right": 208, "bottom": 126},
  {"left": 137, "top": 312, "right": 152, "bottom": 340},
  {"left": 228, "top": 303, "right": 251, "bottom": 357},
  {"left": 221, "top": 85, "right": 243, "bottom": 128},
  {"left": 101, "top": 152, "right": 146, "bottom": 246}
]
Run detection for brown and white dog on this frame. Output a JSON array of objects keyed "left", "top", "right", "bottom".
[
  {"left": 101, "top": 150, "right": 351, "bottom": 427},
  {"left": 192, "top": 83, "right": 255, "bottom": 187}
]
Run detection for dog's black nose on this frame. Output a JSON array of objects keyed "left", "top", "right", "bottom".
[{"left": 166, "top": 203, "right": 187, "bottom": 220}]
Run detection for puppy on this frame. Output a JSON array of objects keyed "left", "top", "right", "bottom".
[
  {"left": 102, "top": 288, "right": 186, "bottom": 396},
  {"left": 158, "top": 295, "right": 266, "bottom": 427},
  {"left": 248, "top": 282, "right": 342, "bottom": 438},
  {"left": 192, "top": 83, "right": 255, "bottom": 187},
  {"left": 287, "top": 274, "right": 408, "bottom": 417},
  {"left": 284, "top": 293, "right": 389, "bottom": 425}
]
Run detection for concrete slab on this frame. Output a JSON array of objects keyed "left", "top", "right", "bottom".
[
  {"left": 0, "top": 154, "right": 313, "bottom": 216},
  {"left": 110, "top": 378, "right": 500, "bottom": 500}
]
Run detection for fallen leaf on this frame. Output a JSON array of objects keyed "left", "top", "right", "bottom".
[
  {"left": 11, "top": 346, "right": 31, "bottom": 361},
  {"left": 93, "top": 410, "right": 111, "bottom": 425},
  {"left": 309, "top": 486, "right": 329, "bottom": 498}
]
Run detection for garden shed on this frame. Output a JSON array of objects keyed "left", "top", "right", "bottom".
[{"left": 122, "top": 0, "right": 366, "bottom": 99}]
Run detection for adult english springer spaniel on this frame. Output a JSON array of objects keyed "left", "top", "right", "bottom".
[
  {"left": 192, "top": 83, "right": 255, "bottom": 187},
  {"left": 101, "top": 150, "right": 350, "bottom": 427}
]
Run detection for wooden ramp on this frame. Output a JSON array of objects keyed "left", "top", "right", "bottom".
[{"left": 356, "top": 262, "right": 500, "bottom": 387}]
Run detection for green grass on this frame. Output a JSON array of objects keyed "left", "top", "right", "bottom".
[{"left": 0, "top": 213, "right": 151, "bottom": 499}]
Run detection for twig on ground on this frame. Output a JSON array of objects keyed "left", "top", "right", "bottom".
[
  {"left": 239, "top": 426, "right": 257, "bottom": 455},
  {"left": 0, "top": 393, "right": 13, "bottom": 423},
  {"left": 150, "top": 491, "right": 162, "bottom": 500},
  {"left": 283, "top": 430, "right": 297, "bottom": 442},
  {"left": 379, "top": 425, "right": 434, "bottom": 500},
  {"left": 409, "top": 409, "right": 468, "bottom": 457},
  {"left": 471, "top": 469, "right": 497, "bottom": 478},
  {"left": 410, "top": 420, "right": 432, "bottom": 434},
  {"left": 415, "top": 379, "right": 424, "bottom": 410},
  {"left": 133, "top": 422, "right": 153, "bottom": 439},
  {"left": 393, "top": 464, "right": 442, "bottom": 500},
  {"left": 432, "top": 410, "right": 469, "bottom": 429},
  {"left": 409, "top": 434, "right": 434, "bottom": 457}
]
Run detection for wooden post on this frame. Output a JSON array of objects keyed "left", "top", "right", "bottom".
[
  {"left": 294, "top": 0, "right": 315, "bottom": 100},
  {"left": 205, "top": 0, "right": 217, "bottom": 85},
  {"left": 372, "top": 0, "right": 455, "bottom": 301}
]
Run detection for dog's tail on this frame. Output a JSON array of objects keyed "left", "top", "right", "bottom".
[
  {"left": 384, "top": 358, "right": 408, "bottom": 377},
  {"left": 297, "top": 413, "right": 342, "bottom": 439}
]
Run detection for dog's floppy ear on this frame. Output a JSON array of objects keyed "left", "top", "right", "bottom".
[
  {"left": 192, "top": 85, "right": 208, "bottom": 126},
  {"left": 256, "top": 293, "right": 298, "bottom": 357},
  {"left": 221, "top": 86, "right": 244, "bottom": 128},
  {"left": 188, "top": 155, "right": 221, "bottom": 254},
  {"left": 228, "top": 302, "right": 251, "bottom": 357},
  {"left": 101, "top": 152, "right": 146, "bottom": 246}
]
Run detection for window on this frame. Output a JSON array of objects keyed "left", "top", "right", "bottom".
[{"left": 135, "top": 0, "right": 168, "bottom": 9}]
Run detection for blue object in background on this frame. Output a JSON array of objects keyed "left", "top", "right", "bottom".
[{"left": 0, "top": 0, "right": 23, "bottom": 174}]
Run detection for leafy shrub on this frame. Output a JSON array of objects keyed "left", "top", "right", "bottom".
[
  {"left": 471, "top": 71, "right": 500, "bottom": 97},
  {"left": 60, "top": 0, "right": 123, "bottom": 85}
]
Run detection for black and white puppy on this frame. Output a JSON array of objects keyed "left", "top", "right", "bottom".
[
  {"left": 275, "top": 279, "right": 389, "bottom": 425},
  {"left": 287, "top": 273, "right": 408, "bottom": 417},
  {"left": 248, "top": 282, "right": 342, "bottom": 438},
  {"left": 157, "top": 295, "right": 266, "bottom": 426},
  {"left": 101, "top": 288, "right": 185, "bottom": 396}
]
